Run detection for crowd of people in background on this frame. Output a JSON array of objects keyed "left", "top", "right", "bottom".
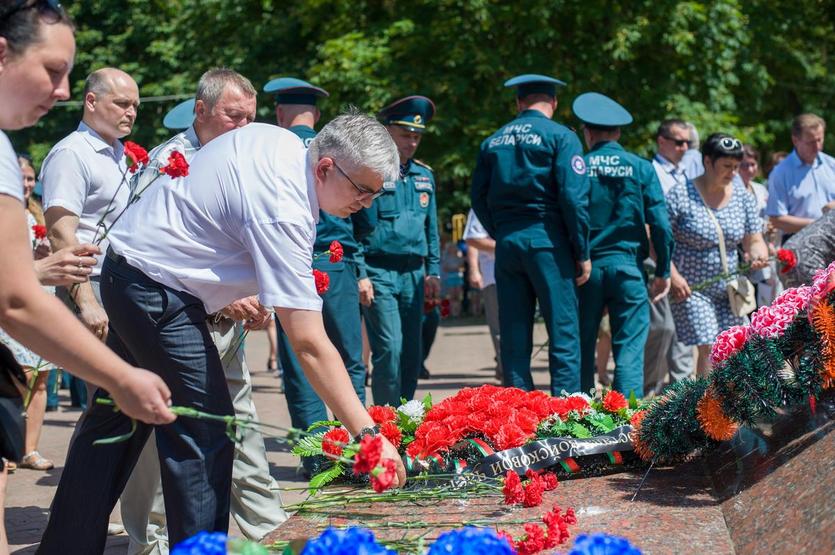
[{"left": 1, "top": 2, "right": 834, "bottom": 554}]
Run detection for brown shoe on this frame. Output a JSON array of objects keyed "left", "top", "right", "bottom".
[
  {"left": 2, "top": 459, "right": 15, "bottom": 473},
  {"left": 19, "top": 451, "right": 54, "bottom": 471}
]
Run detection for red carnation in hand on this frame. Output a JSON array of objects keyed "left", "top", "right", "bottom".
[
  {"left": 602, "top": 390, "right": 628, "bottom": 412},
  {"left": 502, "top": 470, "right": 524, "bottom": 505},
  {"left": 440, "top": 298, "right": 451, "bottom": 318},
  {"left": 321, "top": 427, "right": 350, "bottom": 460},
  {"left": 328, "top": 240, "right": 344, "bottom": 263},
  {"left": 160, "top": 150, "right": 189, "bottom": 178},
  {"left": 777, "top": 248, "right": 797, "bottom": 274},
  {"left": 367, "top": 405, "right": 397, "bottom": 424},
  {"left": 32, "top": 224, "right": 47, "bottom": 240},
  {"left": 124, "top": 141, "right": 149, "bottom": 173},
  {"left": 379, "top": 421, "right": 402, "bottom": 448},
  {"left": 352, "top": 434, "right": 382, "bottom": 475},
  {"left": 370, "top": 458, "right": 397, "bottom": 493},
  {"left": 313, "top": 269, "right": 330, "bottom": 294}
]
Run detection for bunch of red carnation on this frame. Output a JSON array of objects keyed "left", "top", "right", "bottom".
[
  {"left": 423, "top": 297, "right": 451, "bottom": 318},
  {"left": 367, "top": 405, "right": 403, "bottom": 448},
  {"left": 352, "top": 435, "right": 397, "bottom": 493},
  {"left": 498, "top": 504, "right": 577, "bottom": 554},
  {"left": 503, "top": 469, "right": 559, "bottom": 508},
  {"left": 405, "top": 385, "right": 591, "bottom": 460}
]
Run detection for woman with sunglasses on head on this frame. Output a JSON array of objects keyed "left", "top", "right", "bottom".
[
  {"left": 665, "top": 133, "right": 769, "bottom": 376},
  {"left": 0, "top": 2, "right": 175, "bottom": 549}
]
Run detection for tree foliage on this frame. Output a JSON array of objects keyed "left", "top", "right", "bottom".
[{"left": 10, "top": 0, "right": 835, "bottom": 220}]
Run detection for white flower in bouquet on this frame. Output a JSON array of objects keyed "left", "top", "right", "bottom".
[{"left": 397, "top": 399, "right": 425, "bottom": 423}]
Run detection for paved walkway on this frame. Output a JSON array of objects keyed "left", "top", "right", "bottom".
[{"left": 5, "top": 318, "right": 549, "bottom": 553}]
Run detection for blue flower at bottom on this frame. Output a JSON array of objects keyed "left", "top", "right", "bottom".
[
  {"left": 569, "top": 533, "right": 642, "bottom": 555},
  {"left": 427, "top": 527, "right": 514, "bottom": 555},
  {"left": 172, "top": 531, "right": 228, "bottom": 555},
  {"left": 301, "top": 527, "right": 395, "bottom": 555}
]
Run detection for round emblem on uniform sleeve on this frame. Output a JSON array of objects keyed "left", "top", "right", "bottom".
[
  {"left": 571, "top": 155, "right": 587, "bottom": 175},
  {"left": 419, "top": 192, "right": 430, "bottom": 208}
]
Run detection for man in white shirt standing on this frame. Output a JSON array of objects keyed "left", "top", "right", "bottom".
[
  {"left": 463, "top": 209, "right": 502, "bottom": 382},
  {"left": 120, "top": 68, "right": 286, "bottom": 555},
  {"left": 40, "top": 112, "right": 406, "bottom": 554},
  {"left": 40, "top": 67, "right": 138, "bottom": 404},
  {"left": 645, "top": 118, "right": 694, "bottom": 395}
]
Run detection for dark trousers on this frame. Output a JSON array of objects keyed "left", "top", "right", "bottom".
[
  {"left": 39, "top": 254, "right": 234, "bottom": 554},
  {"left": 578, "top": 262, "right": 649, "bottom": 397},
  {"left": 495, "top": 226, "right": 581, "bottom": 396},
  {"left": 421, "top": 306, "right": 441, "bottom": 370},
  {"left": 279, "top": 263, "right": 366, "bottom": 432}
]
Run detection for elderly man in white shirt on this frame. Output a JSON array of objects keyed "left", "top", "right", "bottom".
[
  {"left": 119, "top": 68, "right": 286, "bottom": 555},
  {"left": 40, "top": 111, "right": 405, "bottom": 553}
]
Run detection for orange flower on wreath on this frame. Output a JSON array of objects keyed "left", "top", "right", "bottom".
[
  {"left": 628, "top": 408, "right": 654, "bottom": 461},
  {"left": 696, "top": 389, "right": 738, "bottom": 441},
  {"left": 810, "top": 299, "right": 835, "bottom": 389}
]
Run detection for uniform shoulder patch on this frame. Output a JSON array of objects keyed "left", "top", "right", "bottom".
[
  {"left": 413, "top": 159, "right": 433, "bottom": 171},
  {"left": 571, "top": 154, "right": 587, "bottom": 175}
]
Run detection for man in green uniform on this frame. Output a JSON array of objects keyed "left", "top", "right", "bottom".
[
  {"left": 361, "top": 95, "right": 441, "bottom": 406},
  {"left": 264, "top": 77, "right": 372, "bottom": 434},
  {"left": 471, "top": 74, "right": 591, "bottom": 396},
  {"left": 572, "top": 92, "right": 673, "bottom": 397}
]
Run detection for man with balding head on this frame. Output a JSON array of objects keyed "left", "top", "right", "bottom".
[{"left": 41, "top": 67, "right": 139, "bottom": 361}]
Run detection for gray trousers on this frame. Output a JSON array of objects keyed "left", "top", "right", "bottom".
[
  {"left": 482, "top": 284, "right": 502, "bottom": 379},
  {"left": 121, "top": 318, "right": 286, "bottom": 554},
  {"left": 643, "top": 295, "right": 693, "bottom": 396}
]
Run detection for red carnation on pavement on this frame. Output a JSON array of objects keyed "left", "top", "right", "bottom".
[
  {"left": 124, "top": 141, "right": 149, "bottom": 173},
  {"left": 328, "top": 240, "right": 344, "bottom": 263},
  {"left": 777, "top": 248, "right": 797, "bottom": 274},
  {"left": 502, "top": 470, "right": 524, "bottom": 505},
  {"left": 379, "top": 421, "right": 402, "bottom": 448},
  {"left": 542, "top": 471, "right": 558, "bottom": 491},
  {"left": 522, "top": 472, "right": 545, "bottom": 507},
  {"left": 352, "top": 435, "right": 382, "bottom": 475},
  {"left": 516, "top": 522, "right": 547, "bottom": 555},
  {"left": 367, "top": 405, "right": 397, "bottom": 424},
  {"left": 160, "top": 150, "right": 189, "bottom": 178},
  {"left": 370, "top": 458, "right": 397, "bottom": 493},
  {"left": 602, "top": 390, "right": 628, "bottom": 412},
  {"left": 313, "top": 269, "right": 330, "bottom": 294},
  {"left": 32, "top": 224, "right": 47, "bottom": 240},
  {"left": 321, "top": 427, "right": 350, "bottom": 460}
]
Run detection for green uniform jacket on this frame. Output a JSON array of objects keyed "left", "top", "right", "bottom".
[
  {"left": 470, "top": 109, "right": 590, "bottom": 262},
  {"left": 584, "top": 140, "right": 674, "bottom": 277},
  {"left": 360, "top": 159, "right": 441, "bottom": 276},
  {"left": 289, "top": 125, "right": 374, "bottom": 277}
]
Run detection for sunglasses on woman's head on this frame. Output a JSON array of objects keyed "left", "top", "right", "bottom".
[
  {"left": 718, "top": 137, "right": 742, "bottom": 151},
  {"left": 0, "top": 0, "right": 63, "bottom": 22}
]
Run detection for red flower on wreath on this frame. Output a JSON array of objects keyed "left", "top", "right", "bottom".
[
  {"left": 32, "top": 224, "right": 47, "bottom": 240},
  {"left": 313, "top": 269, "right": 330, "bottom": 294},
  {"left": 379, "top": 421, "right": 402, "bottom": 448},
  {"left": 124, "top": 141, "right": 149, "bottom": 173},
  {"left": 328, "top": 240, "right": 344, "bottom": 263},
  {"left": 370, "top": 458, "right": 397, "bottom": 493},
  {"left": 367, "top": 405, "right": 396, "bottom": 424},
  {"left": 602, "top": 390, "right": 628, "bottom": 412},
  {"left": 321, "top": 427, "right": 349, "bottom": 459},
  {"left": 160, "top": 150, "right": 189, "bottom": 178},
  {"left": 352, "top": 434, "right": 382, "bottom": 475},
  {"left": 776, "top": 248, "right": 797, "bottom": 274}
]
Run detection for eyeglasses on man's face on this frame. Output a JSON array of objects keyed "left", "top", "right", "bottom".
[
  {"left": 662, "top": 135, "right": 690, "bottom": 148},
  {"left": 332, "top": 160, "right": 384, "bottom": 200}
]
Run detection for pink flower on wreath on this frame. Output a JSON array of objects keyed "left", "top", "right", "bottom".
[
  {"left": 812, "top": 260, "right": 835, "bottom": 298},
  {"left": 750, "top": 303, "right": 797, "bottom": 339},
  {"left": 710, "top": 325, "right": 750, "bottom": 366},
  {"left": 771, "top": 285, "right": 814, "bottom": 314}
]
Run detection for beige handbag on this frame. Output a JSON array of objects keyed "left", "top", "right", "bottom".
[{"left": 696, "top": 185, "right": 757, "bottom": 317}]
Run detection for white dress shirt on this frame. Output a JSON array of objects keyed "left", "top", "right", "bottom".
[
  {"left": 40, "top": 122, "right": 130, "bottom": 275},
  {"left": 462, "top": 209, "right": 496, "bottom": 288},
  {"left": 0, "top": 131, "right": 22, "bottom": 203},
  {"left": 652, "top": 153, "right": 687, "bottom": 196},
  {"left": 108, "top": 123, "right": 322, "bottom": 314}
]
